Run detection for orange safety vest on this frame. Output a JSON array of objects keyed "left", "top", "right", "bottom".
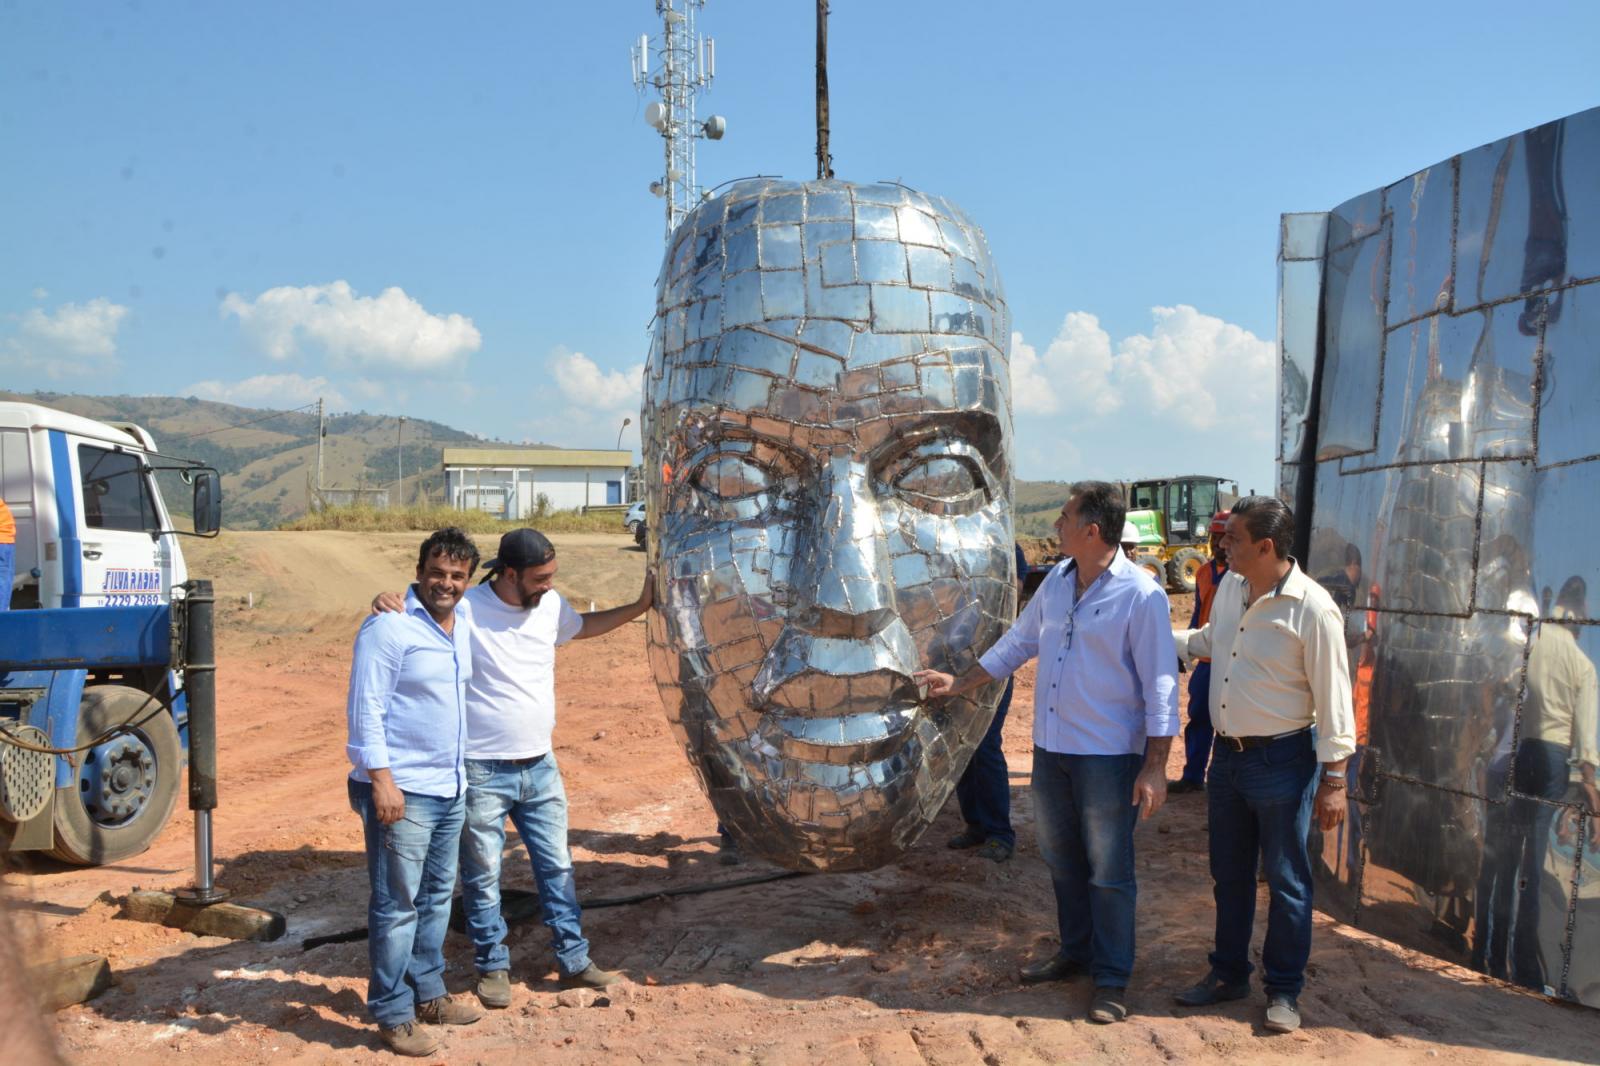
[
  {"left": 0, "top": 499, "right": 14, "bottom": 544},
  {"left": 1191, "top": 560, "right": 1226, "bottom": 664}
]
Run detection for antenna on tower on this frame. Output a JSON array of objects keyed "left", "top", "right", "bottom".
[{"left": 632, "top": 0, "right": 728, "bottom": 237}]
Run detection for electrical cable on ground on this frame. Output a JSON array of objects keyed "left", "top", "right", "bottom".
[{"left": 300, "top": 869, "right": 806, "bottom": 949}]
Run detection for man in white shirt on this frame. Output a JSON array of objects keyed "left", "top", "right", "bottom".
[
  {"left": 1169, "top": 496, "right": 1355, "bottom": 1034},
  {"left": 376, "top": 528, "right": 653, "bottom": 1009}
]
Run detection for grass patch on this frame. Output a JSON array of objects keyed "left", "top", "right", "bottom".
[{"left": 280, "top": 504, "right": 625, "bottom": 535}]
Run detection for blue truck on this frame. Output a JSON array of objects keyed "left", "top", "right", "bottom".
[{"left": 1, "top": 401, "right": 221, "bottom": 866}]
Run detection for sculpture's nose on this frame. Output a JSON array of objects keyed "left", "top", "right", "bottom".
[{"left": 790, "top": 458, "right": 895, "bottom": 640}]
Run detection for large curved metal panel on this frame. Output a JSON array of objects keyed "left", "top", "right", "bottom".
[{"left": 1284, "top": 106, "right": 1600, "bottom": 1007}]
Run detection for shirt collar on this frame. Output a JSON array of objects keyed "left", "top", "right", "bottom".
[
  {"left": 405, "top": 584, "right": 461, "bottom": 633},
  {"left": 1248, "top": 558, "right": 1309, "bottom": 603}
]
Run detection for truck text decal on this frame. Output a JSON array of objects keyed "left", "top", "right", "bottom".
[{"left": 101, "top": 568, "right": 162, "bottom": 605}]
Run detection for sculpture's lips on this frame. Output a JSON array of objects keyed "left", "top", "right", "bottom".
[
  {"left": 764, "top": 701, "right": 921, "bottom": 742},
  {"left": 759, "top": 669, "right": 920, "bottom": 718}
]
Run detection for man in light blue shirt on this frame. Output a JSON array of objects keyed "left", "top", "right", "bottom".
[
  {"left": 917, "top": 482, "right": 1179, "bottom": 1024},
  {"left": 345, "top": 527, "right": 484, "bottom": 1057}
]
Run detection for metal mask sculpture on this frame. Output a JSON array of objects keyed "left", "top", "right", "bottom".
[
  {"left": 641, "top": 178, "right": 1014, "bottom": 872},
  {"left": 1280, "top": 106, "right": 1600, "bottom": 1007}
]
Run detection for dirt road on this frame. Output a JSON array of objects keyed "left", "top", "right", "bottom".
[{"left": 8, "top": 531, "right": 1598, "bottom": 1064}]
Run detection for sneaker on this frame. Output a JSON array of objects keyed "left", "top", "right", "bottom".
[
  {"left": 717, "top": 838, "right": 743, "bottom": 866},
  {"left": 1087, "top": 985, "right": 1129, "bottom": 1024},
  {"left": 560, "top": 962, "right": 623, "bottom": 989},
  {"left": 975, "top": 838, "right": 1014, "bottom": 863},
  {"left": 1173, "top": 971, "right": 1251, "bottom": 1007},
  {"left": 416, "top": 994, "right": 483, "bottom": 1026},
  {"left": 378, "top": 1020, "right": 441, "bottom": 1057},
  {"left": 1264, "top": 993, "right": 1301, "bottom": 1032},
  {"left": 475, "top": 969, "right": 511, "bottom": 1009},
  {"left": 1018, "top": 953, "right": 1089, "bottom": 984},
  {"left": 947, "top": 827, "right": 985, "bottom": 850}
]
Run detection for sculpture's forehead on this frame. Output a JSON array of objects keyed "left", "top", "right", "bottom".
[
  {"left": 645, "top": 179, "right": 1011, "bottom": 443},
  {"left": 649, "top": 179, "right": 1008, "bottom": 373}
]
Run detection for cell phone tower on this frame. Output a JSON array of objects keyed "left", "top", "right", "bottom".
[{"left": 631, "top": 0, "right": 727, "bottom": 238}]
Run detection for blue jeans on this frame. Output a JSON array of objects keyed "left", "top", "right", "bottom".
[
  {"left": 956, "top": 678, "right": 1015, "bottom": 846},
  {"left": 460, "top": 755, "right": 590, "bottom": 977},
  {"left": 1181, "top": 663, "right": 1214, "bottom": 785},
  {"left": 1206, "top": 730, "right": 1319, "bottom": 996},
  {"left": 0, "top": 542, "right": 13, "bottom": 609},
  {"left": 348, "top": 778, "right": 465, "bottom": 1028},
  {"left": 1031, "top": 748, "right": 1142, "bottom": 987}
]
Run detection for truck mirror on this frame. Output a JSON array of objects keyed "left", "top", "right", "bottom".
[{"left": 192, "top": 470, "right": 222, "bottom": 535}]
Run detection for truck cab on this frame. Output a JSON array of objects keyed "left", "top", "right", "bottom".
[
  {"left": 1, "top": 401, "right": 220, "bottom": 865},
  {"left": 1, "top": 403, "right": 196, "bottom": 610}
]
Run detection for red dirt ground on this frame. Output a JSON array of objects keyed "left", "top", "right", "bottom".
[{"left": 6, "top": 531, "right": 1599, "bottom": 1065}]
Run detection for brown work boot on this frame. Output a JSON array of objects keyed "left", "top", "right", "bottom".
[
  {"left": 559, "top": 962, "right": 623, "bottom": 989},
  {"left": 378, "top": 1020, "right": 441, "bottom": 1057},
  {"left": 475, "top": 969, "right": 512, "bottom": 1009},
  {"left": 416, "top": 993, "right": 484, "bottom": 1026}
]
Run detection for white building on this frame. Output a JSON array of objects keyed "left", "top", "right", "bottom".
[{"left": 442, "top": 448, "right": 632, "bottom": 517}]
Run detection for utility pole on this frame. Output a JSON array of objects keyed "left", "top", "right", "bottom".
[
  {"left": 315, "top": 397, "right": 325, "bottom": 497},
  {"left": 816, "top": 0, "right": 832, "bottom": 179},
  {"left": 396, "top": 416, "right": 405, "bottom": 509}
]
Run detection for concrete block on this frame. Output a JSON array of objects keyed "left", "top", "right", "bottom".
[
  {"left": 30, "top": 954, "right": 112, "bottom": 1011},
  {"left": 121, "top": 890, "right": 286, "bottom": 942}
]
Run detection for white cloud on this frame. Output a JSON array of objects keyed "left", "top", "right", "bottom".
[
  {"left": 31, "top": 287, "right": 48, "bottom": 301},
  {"left": 1008, "top": 305, "right": 1277, "bottom": 492},
  {"left": 550, "top": 348, "right": 644, "bottom": 412},
  {"left": 3, "top": 297, "right": 130, "bottom": 377},
  {"left": 1012, "top": 305, "right": 1273, "bottom": 434},
  {"left": 220, "top": 280, "right": 481, "bottom": 371},
  {"left": 184, "top": 373, "right": 347, "bottom": 410}
]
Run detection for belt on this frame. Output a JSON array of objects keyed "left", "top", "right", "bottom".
[{"left": 1216, "top": 726, "right": 1311, "bottom": 753}]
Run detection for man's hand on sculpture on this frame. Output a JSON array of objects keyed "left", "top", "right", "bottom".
[
  {"left": 639, "top": 569, "right": 655, "bottom": 611},
  {"left": 912, "top": 669, "right": 956, "bottom": 698},
  {"left": 371, "top": 591, "right": 406, "bottom": 615}
]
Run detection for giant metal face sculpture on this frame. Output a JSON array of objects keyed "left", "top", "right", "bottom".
[{"left": 641, "top": 179, "right": 1014, "bottom": 872}]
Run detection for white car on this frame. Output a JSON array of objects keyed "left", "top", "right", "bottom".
[{"left": 624, "top": 500, "right": 646, "bottom": 536}]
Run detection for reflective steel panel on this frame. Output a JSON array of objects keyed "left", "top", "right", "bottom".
[
  {"left": 642, "top": 179, "right": 1014, "bottom": 872},
  {"left": 1281, "top": 105, "right": 1600, "bottom": 1008}
]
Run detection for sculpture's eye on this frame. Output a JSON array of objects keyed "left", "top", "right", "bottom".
[
  {"left": 893, "top": 457, "right": 978, "bottom": 500},
  {"left": 692, "top": 454, "right": 773, "bottom": 500},
  {"left": 881, "top": 441, "right": 993, "bottom": 516}
]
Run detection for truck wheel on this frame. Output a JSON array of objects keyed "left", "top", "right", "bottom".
[
  {"left": 48, "top": 685, "right": 182, "bottom": 866},
  {"left": 1167, "top": 548, "right": 1207, "bottom": 594},
  {"left": 634, "top": 524, "right": 647, "bottom": 547}
]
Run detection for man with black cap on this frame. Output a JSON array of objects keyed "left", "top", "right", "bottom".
[{"left": 375, "top": 527, "right": 653, "bottom": 1009}]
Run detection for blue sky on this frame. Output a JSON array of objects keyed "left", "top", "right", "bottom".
[{"left": 3, "top": 1, "right": 1597, "bottom": 495}]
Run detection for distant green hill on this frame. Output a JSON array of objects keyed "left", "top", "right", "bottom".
[{"left": 0, "top": 391, "right": 553, "bottom": 530}]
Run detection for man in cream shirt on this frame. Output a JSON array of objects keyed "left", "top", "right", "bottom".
[{"left": 1168, "top": 496, "right": 1355, "bottom": 1034}]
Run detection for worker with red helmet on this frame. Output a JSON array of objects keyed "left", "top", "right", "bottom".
[{"left": 1170, "top": 511, "right": 1230, "bottom": 793}]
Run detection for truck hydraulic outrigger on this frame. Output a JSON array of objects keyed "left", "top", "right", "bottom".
[{"left": 0, "top": 581, "right": 284, "bottom": 950}]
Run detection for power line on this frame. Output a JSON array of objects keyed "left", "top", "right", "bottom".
[{"left": 165, "top": 402, "right": 319, "bottom": 441}]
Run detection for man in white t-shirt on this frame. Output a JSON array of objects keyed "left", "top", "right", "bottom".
[{"left": 375, "top": 527, "right": 653, "bottom": 1009}]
